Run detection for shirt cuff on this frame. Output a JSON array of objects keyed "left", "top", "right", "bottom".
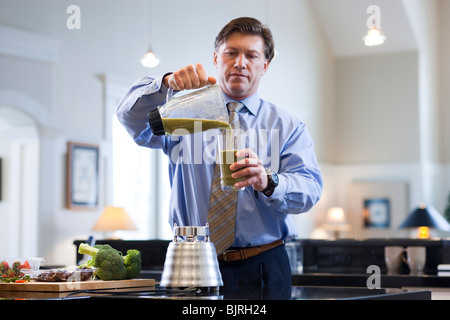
[
  {"left": 261, "top": 173, "right": 286, "bottom": 203},
  {"left": 150, "top": 74, "right": 170, "bottom": 95},
  {"left": 137, "top": 74, "right": 170, "bottom": 107}
]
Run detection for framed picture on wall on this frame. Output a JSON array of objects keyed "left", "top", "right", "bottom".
[
  {"left": 67, "top": 142, "right": 99, "bottom": 210},
  {"left": 347, "top": 182, "right": 409, "bottom": 236},
  {"left": 363, "top": 198, "right": 391, "bottom": 228}
]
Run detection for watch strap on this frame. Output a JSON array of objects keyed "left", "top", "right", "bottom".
[{"left": 261, "top": 169, "right": 278, "bottom": 196}]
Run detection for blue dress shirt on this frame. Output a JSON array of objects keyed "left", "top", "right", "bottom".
[{"left": 116, "top": 75, "right": 323, "bottom": 247}]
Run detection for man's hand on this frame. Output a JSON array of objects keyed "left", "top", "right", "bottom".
[
  {"left": 230, "top": 148, "right": 268, "bottom": 192},
  {"left": 163, "top": 64, "right": 217, "bottom": 91}
]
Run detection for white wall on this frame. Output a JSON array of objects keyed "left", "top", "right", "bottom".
[
  {"left": 335, "top": 51, "right": 419, "bottom": 164},
  {"left": 440, "top": 0, "right": 450, "bottom": 164},
  {"left": 401, "top": 0, "right": 446, "bottom": 210}
]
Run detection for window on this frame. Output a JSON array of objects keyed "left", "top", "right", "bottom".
[{"left": 112, "top": 115, "right": 172, "bottom": 239}]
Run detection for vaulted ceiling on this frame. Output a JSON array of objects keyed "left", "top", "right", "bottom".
[{"left": 310, "top": 0, "right": 417, "bottom": 57}]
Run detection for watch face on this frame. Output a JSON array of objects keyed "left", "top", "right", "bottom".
[{"left": 272, "top": 172, "right": 279, "bottom": 185}]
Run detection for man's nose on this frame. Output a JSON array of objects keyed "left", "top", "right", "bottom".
[{"left": 234, "top": 54, "right": 247, "bottom": 68}]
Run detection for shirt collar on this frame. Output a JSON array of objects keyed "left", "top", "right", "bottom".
[{"left": 222, "top": 92, "right": 260, "bottom": 116}]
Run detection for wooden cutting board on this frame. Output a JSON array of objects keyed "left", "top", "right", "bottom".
[{"left": 0, "top": 278, "right": 155, "bottom": 292}]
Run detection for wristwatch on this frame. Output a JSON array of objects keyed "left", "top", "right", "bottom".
[{"left": 261, "top": 169, "right": 279, "bottom": 196}]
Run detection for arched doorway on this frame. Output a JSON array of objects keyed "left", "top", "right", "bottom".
[{"left": 0, "top": 89, "right": 51, "bottom": 258}]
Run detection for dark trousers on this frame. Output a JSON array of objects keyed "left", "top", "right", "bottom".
[{"left": 218, "top": 244, "right": 292, "bottom": 299}]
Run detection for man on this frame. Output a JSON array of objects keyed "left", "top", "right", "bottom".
[{"left": 116, "top": 17, "right": 322, "bottom": 295}]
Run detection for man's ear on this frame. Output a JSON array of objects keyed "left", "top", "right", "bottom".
[
  {"left": 261, "top": 59, "right": 270, "bottom": 75},
  {"left": 213, "top": 51, "right": 218, "bottom": 68}
]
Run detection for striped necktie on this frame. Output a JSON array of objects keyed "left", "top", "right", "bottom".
[{"left": 207, "top": 101, "right": 244, "bottom": 255}]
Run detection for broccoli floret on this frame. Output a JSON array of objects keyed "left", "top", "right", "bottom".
[
  {"left": 78, "top": 243, "right": 98, "bottom": 269},
  {"left": 123, "top": 249, "right": 142, "bottom": 279},
  {"left": 78, "top": 243, "right": 127, "bottom": 281}
]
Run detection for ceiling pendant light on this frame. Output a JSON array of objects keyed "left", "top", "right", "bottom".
[
  {"left": 140, "top": 47, "right": 160, "bottom": 68},
  {"left": 140, "top": 0, "right": 160, "bottom": 68},
  {"left": 363, "top": 4, "right": 386, "bottom": 47},
  {"left": 363, "top": 28, "right": 386, "bottom": 46}
]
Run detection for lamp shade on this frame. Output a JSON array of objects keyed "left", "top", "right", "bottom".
[
  {"left": 92, "top": 206, "right": 137, "bottom": 232},
  {"left": 322, "top": 207, "right": 351, "bottom": 231},
  {"left": 399, "top": 204, "right": 450, "bottom": 231}
]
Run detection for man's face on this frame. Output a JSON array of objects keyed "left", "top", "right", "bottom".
[{"left": 214, "top": 32, "right": 269, "bottom": 100}]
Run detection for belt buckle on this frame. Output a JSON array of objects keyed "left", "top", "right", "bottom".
[{"left": 222, "top": 249, "right": 236, "bottom": 261}]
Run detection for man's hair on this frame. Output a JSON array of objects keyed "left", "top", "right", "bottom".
[{"left": 214, "top": 17, "right": 275, "bottom": 62}]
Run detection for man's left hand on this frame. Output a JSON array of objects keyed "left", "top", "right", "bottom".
[{"left": 230, "top": 148, "right": 268, "bottom": 191}]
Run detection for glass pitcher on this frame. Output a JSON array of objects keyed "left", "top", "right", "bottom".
[{"left": 148, "top": 84, "right": 230, "bottom": 136}]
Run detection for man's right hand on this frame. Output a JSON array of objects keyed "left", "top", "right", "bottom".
[{"left": 163, "top": 63, "right": 217, "bottom": 91}]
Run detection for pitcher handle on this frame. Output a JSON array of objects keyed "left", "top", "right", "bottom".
[
  {"left": 166, "top": 86, "right": 176, "bottom": 102},
  {"left": 401, "top": 248, "right": 408, "bottom": 264}
]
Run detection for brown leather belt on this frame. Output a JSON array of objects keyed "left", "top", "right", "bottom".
[{"left": 217, "top": 240, "right": 284, "bottom": 262}]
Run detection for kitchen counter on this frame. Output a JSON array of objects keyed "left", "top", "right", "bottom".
[
  {"left": 1, "top": 284, "right": 429, "bottom": 320},
  {"left": 83, "top": 285, "right": 430, "bottom": 301},
  {"left": 293, "top": 272, "right": 450, "bottom": 288},
  {"left": 0, "top": 282, "right": 431, "bottom": 301},
  {"left": 79, "top": 286, "right": 432, "bottom": 318},
  {"left": 59, "top": 285, "right": 431, "bottom": 302},
  {"left": 125, "top": 269, "right": 450, "bottom": 289}
]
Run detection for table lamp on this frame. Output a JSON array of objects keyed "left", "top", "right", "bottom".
[
  {"left": 322, "top": 207, "right": 351, "bottom": 239},
  {"left": 399, "top": 203, "right": 450, "bottom": 238},
  {"left": 92, "top": 206, "right": 137, "bottom": 239}
]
